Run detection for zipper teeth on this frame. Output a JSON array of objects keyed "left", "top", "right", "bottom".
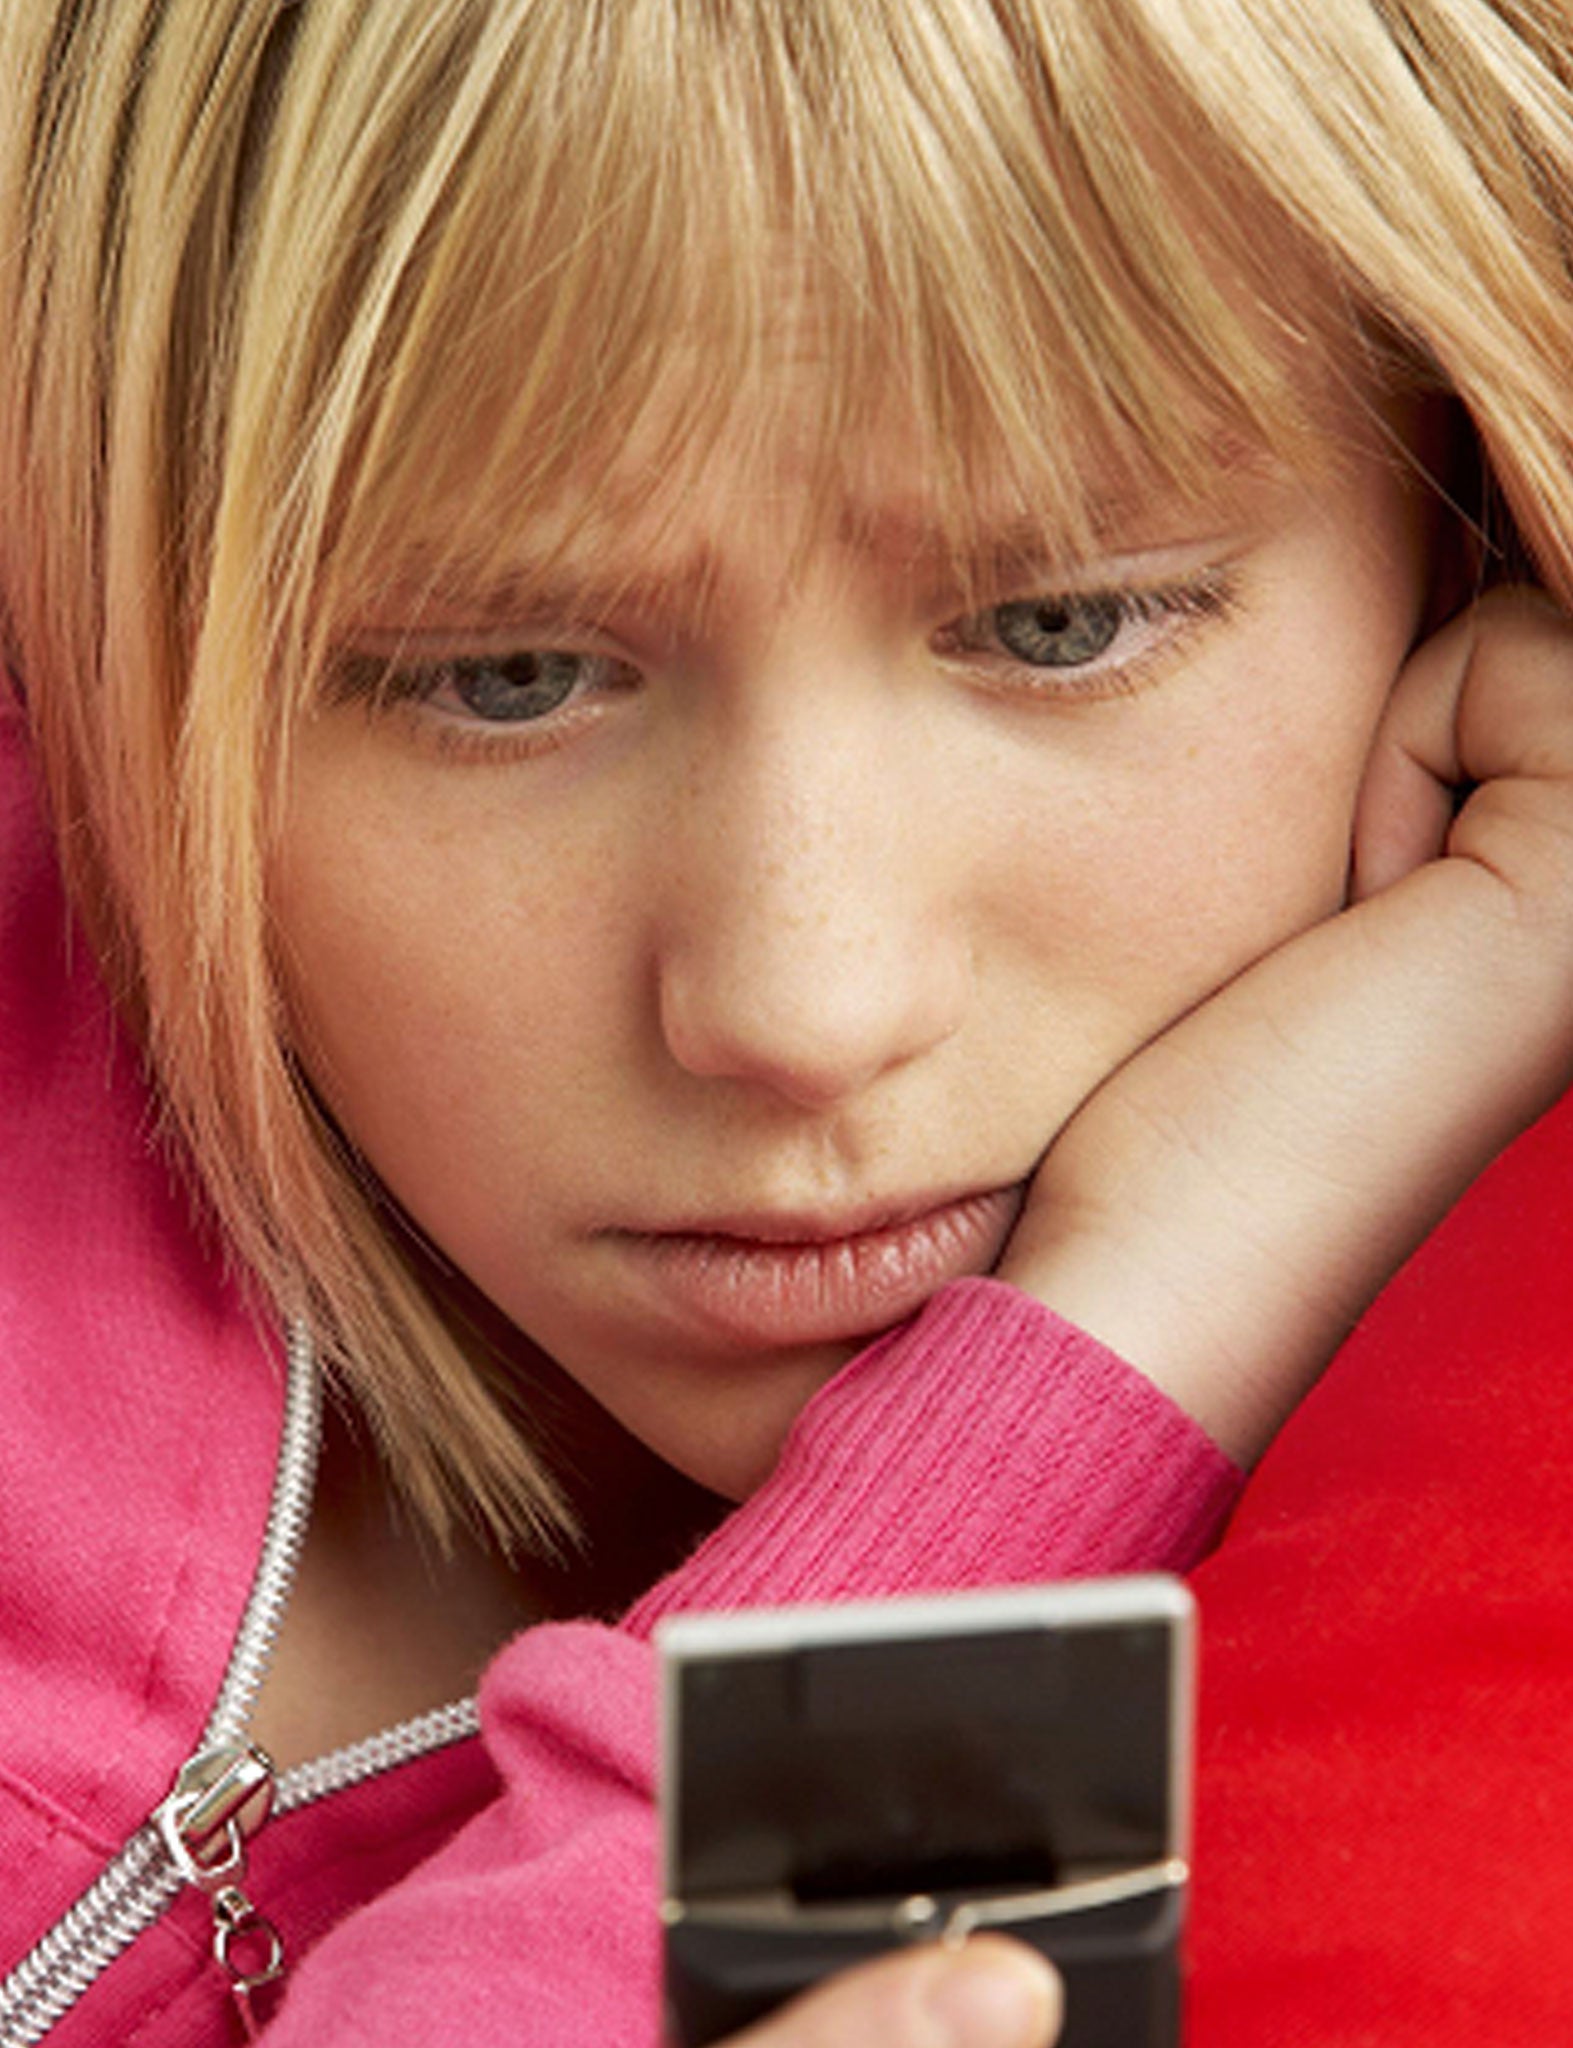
[
  {"left": 0, "top": 1833, "right": 179, "bottom": 2048},
  {"left": 0, "top": 1327, "right": 322, "bottom": 2048},
  {"left": 276, "top": 1695, "right": 481, "bottom": 1812},
  {"left": 204, "top": 1319, "right": 322, "bottom": 1746},
  {"left": 0, "top": 1691, "right": 485, "bottom": 2046},
  {"left": 0, "top": 1324, "right": 484, "bottom": 2047}
]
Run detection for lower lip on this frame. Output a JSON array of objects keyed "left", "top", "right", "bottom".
[{"left": 610, "top": 1187, "right": 1023, "bottom": 1350}]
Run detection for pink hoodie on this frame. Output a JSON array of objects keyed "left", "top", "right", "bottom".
[{"left": 0, "top": 700, "right": 1239, "bottom": 2046}]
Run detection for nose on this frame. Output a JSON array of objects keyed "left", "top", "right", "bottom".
[{"left": 656, "top": 711, "right": 974, "bottom": 1111}]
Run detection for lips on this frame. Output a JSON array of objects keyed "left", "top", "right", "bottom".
[{"left": 604, "top": 1184, "right": 1024, "bottom": 1350}]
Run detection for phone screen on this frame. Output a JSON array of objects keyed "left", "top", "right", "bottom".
[
  {"left": 673, "top": 1601, "right": 1175, "bottom": 1901},
  {"left": 660, "top": 1578, "right": 1193, "bottom": 2048}
]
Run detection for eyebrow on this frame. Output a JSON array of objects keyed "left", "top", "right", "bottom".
[
  {"left": 352, "top": 544, "right": 1058, "bottom": 642},
  {"left": 835, "top": 437, "right": 1261, "bottom": 571},
  {"left": 355, "top": 446, "right": 1261, "bottom": 637},
  {"left": 349, "top": 552, "right": 724, "bottom": 637},
  {"left": 836, "top": 511, "right": 1087, "bottom": 596}
]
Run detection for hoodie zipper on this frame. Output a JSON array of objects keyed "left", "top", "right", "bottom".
[{"left": 0, "top": 1324, "right": 482, "bottom": 2045}]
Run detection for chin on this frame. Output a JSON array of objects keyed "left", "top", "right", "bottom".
[
  {"left": 615, "top": 1346, "right": 856, "bottom": 1503},
  {"left": 647, "top": 1415, "right": 797, "bottom": 1505}
]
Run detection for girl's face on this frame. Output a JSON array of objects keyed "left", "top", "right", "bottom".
[{"left": 274, "top": 379, "right": 1432, "bottom": 1498}]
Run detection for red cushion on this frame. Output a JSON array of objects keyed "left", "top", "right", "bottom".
[{"left": 1188, "top": 1088, "right": 1573, "bottom": 2039}]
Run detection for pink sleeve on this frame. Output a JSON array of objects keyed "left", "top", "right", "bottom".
[
  {"left": 628, "top": 1275, "right": 1241, "bottom": 1629},
  {"left": 263, "top": 1280, "right": 1240, "bottom": 2047}
]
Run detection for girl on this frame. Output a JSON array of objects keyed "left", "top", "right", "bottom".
[{"left": 4, "top": 0, "right": 1573, "bottom": 2043}]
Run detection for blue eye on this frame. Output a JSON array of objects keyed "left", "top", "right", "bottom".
[
  {"left": 330, "top": 645, "right": 633, "bottom": 735},
  {"left": 437, "top": 652, "right": 593, "bottom": 721},
  {"left": 991, "top": 595, "right": 1125, "bottom": 667},
  {"left": 941, "top": 571, "right": 1238, "bottom": 696}
]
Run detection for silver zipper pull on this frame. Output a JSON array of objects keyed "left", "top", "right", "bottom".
[
  {"left": 210, "top": 1885, "right": 286, "bottom": 2041},
  {"left": 154, "top": 1744, "right": 287, "bottom": 2038},
  {"left": 155, "top": 1742, "right": 276, "bottom": 1883}
]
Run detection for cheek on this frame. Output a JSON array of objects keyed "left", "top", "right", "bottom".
[
  {"left": 1092, "top": 536, "right": 1422, "bottom": 992},
  {"left": 269, "top": 761, "right": 636, "bottom": 1237},
  {"left": 984, "top": 692, "right": 1379, "bottom": 1065}
]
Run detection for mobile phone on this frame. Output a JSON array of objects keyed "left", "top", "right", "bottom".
[{"left": 658, "top": 1576, "right": 1194, "bottom": 2048}]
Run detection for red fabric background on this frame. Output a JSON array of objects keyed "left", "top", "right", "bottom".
[{"left": 1188, "top": 1087, "right": 1573, "bottom": 2037}]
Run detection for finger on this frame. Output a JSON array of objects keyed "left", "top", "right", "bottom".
[
  {"left": 706, "top": 1939, "right": 1062, "bottom": 2048},
  {"left": 1353, "top": 587, "right": 1573, "bottom": 901},
  {"left": 1350, "top": 603, "right": 1476, "bottom": 899}
]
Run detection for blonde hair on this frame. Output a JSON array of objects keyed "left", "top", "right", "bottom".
[{"left": 3, "top": 0, "right": 1573, "bottom": 1545}]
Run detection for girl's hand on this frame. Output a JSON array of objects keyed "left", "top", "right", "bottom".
[
  {"left": 704, "top": 1939, "right": 1061, "bottom": 2048},
  {"left": 998, "top": 590, "right": 1573, "bottom": 1464}
]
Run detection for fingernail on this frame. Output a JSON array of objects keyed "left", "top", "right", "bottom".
[{"left": 921, "top": 1943, "right": 1060, "bottom": 2047}]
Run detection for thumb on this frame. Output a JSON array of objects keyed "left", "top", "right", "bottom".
[{"left": 704, "top": 1940, "right": 1062, "bottom": 2048}]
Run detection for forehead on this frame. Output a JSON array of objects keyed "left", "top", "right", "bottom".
[
  {"left": 226, "top": 0, "right": 1454, "bottom": 685},
  {"left": 329, "top": 332, "right": 1388, "bottom": 637},
  {"left": 293, "top": 20, "right": 1395, "bottom": 640}
]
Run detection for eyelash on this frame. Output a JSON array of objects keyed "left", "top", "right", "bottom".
[
  {"left": 330, "top": 569, "right": 1240, "bottom": 761},
  {"left": 329, "top": 646, "right": 639, "bottom": 763},
  {"left": 936, "top": 571, "right": 1239, "bottom": 700}
]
